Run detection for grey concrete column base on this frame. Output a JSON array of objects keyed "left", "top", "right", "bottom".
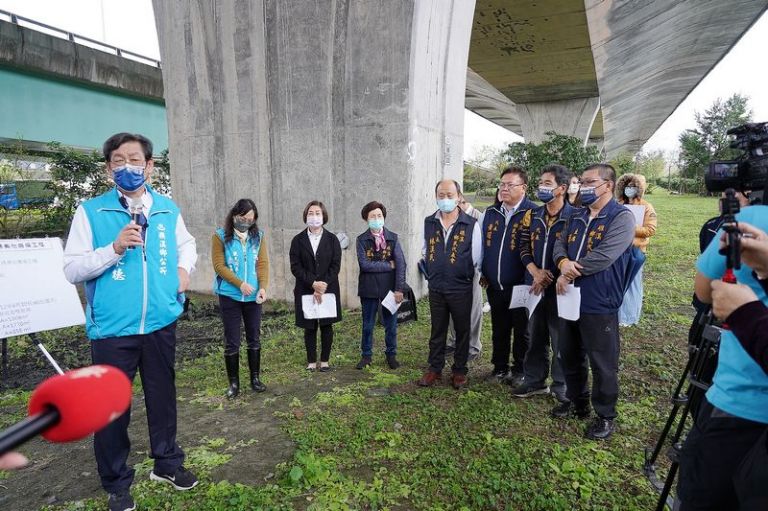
[
  {"left": 154, "top": 0, "right": 476, "bottom": 307},
  {"left": 517, "top": 97, "right": 600, "bottom": 146}
]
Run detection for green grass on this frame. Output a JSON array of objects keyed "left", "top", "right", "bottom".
[{"left": 3, "top": 192, "right": 719, "bottom": 510}]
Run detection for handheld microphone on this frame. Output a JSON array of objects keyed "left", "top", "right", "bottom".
[
  {"left": 126, "top": 196, "right": 143, "bottom": 226},
  {"left": 0, "top": 365, "right": 132, "bottom": 456}
]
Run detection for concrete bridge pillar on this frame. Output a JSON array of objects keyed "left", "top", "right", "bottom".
[
  {"left": 153, "top": 0, "right": 476, "bottom": 306},
  {"left": 517, "top": 97, "right": 600, "bottom": 146}
]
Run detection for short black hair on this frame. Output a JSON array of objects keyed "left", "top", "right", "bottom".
[
  {"left": 361, "top": 201, "right": 387, "bottom": 220},
  {"left": 303, "top": 200, "right": 329, "bottom": 225},
  {"left": 103, "top": 133, "right": 153, "bottom": 162},
  {"left": 500, "top": 165, "right": 528, "bottom": 184},
  {"left": 540, "top": 164, "right": 572, "bottom": 187},
  {"left": 583, "top": 163, "right": 617, "bottom": 183},
  {"left": 434, "top": 179, "right": 462, "bottom": 195},
  {"left": 223, "top": 198, "right": 259, "bottom": 243}
]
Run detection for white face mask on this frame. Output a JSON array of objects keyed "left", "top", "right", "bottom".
[
  {"left": 568, "top": 183, "right": 580, "bottom": 194},
  {"left": 306, "top": 215, "right": 323, "bottom": 228}
]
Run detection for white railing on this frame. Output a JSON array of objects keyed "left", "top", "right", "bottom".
[{"left": 0, "top": 9, "right": 161, "bottom": 69}]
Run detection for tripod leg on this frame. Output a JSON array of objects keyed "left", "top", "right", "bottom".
[
  {"left": 656, "top": 461, "right": 679, "bottom": 511},
  {"left": 647, "top": 353, "right": 696, "bottom": 467}
]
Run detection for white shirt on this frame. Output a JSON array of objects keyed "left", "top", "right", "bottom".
[
  {"left": 502, "top": 197, "right": 524, "bottom": 222},
  {"left": 63, "top": 190, "right": 198, "bottom": 284},
  {"left": 307, "top": 228, "right": 323, "bottom": 255}
]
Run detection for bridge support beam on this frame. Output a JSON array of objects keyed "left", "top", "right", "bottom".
[
  {"left": 153, "top": 0, "right": 475, "bottom": 306},
  {"left": 517, "top": 97, "right": 600, "bottom": 146}
]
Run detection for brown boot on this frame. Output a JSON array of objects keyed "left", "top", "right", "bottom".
[
  {"left": 417, "top": 371, "right": 441, "bottom": 387},
  {"left": 451, "top": 372, "right": 468, "bottom": 390}
]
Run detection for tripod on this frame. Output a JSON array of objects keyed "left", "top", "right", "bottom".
[
  {"left": 643, "top": 311, "right": 721, "bottom": 510},
  {"left": 644, "top": 188, "right": 741, "bottom": 510}
]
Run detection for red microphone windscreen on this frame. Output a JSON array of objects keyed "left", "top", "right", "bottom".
[{"left": 27, "top": 365, "right": 132, "bottom": 443}]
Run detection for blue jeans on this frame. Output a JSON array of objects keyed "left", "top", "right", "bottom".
[
  {"left": 360, "top": 297, "right": 397, "bottom": 357},
  {"left": 619, "top": 265, "right": 644, "bottom": 325}
]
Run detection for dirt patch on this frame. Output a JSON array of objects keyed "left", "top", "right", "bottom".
[{"left": 0, "top": 361, "right": 375, "bottom": 510}]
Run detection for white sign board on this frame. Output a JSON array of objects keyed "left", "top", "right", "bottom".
[{"left": 0, "top": 238, "right": 85, "bottom": 338}]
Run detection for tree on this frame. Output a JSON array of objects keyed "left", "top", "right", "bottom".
[
  {"left": 610, "top": 151, "right": 635, "bottom": 176},
  {"left": 678, "top": 94, "right": 752, "bottom": 190},
  {"left": 500, "top": 131, "right": 602, "bottom": 191},
  {"left": 45, "top": 142, "right": 110, "bottom": 232},
  {"left": 635, "top": 150, "right": 667, "bottom": 181},
  {"left": 152, "top": 149, "right": 173, "bottom": 197}
]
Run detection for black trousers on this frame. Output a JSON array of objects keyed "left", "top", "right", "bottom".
[
  {"left": 218, "top": 295, "right": 262, "bottom": 355},
  {"left": 427, "top": 289, "right": 472, "bottom": 375},
  {"left": 677, "top": 398, "right": 768, "bottom": 510},
  {"left": 523, "top": 290, "right": 565, "bottom": 391},
  {"left": 559, "top": 313, "right": 620, "bottom": 419},
  {"left": 487, "top": 287, "right": 529, "bottom": 373},
  {"left": 304, "top": 324, "right": 333, "bottom": 363},
  {"left": 90, "top": 322, "right": 184, "bottom": 493}
]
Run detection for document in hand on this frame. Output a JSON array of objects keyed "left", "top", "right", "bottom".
[
  {"left": 625, "top": 205, "right": 645, "bottom": 227},
  {"left": 556, "top": 284, "right": 581, "bottom": 321},
  {"left": 381, "top": 290, "right": 402, "bottom": 315},
  {"left": 509, "top": 285, "right": 542, "bottom": 317},
  {"left": 302, "top": 293, "right": 338, "bottom": 319}
]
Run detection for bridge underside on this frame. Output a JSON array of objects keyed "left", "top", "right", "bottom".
[{"left": 465, "top": 0, "right": 768, "bottom": 156}]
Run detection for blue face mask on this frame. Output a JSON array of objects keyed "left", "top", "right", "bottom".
[
  {"left": 579, "top": 186, "right": 598, "bottom": 205},
  {"left": 536, "top": 186, "right": 556, "bottom": 203},
  {"left": 368, "top": 219, "right": 384, "bottom": 230},
  {"left": 624, "top": 186, "right": 638, "bottom": 198},
  {"left": 113, "top": 164, "right": 147, "bottom": 192},
  {"left": 437, "top": 198, "right": 457, "bottom": 213}
]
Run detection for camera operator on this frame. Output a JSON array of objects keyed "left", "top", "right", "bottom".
[
  {"left": 709, "top": 222, "right": 768, "bottom": 371},
  {"left": 689, "top": 190, "right": 751, "bottom": 343},
  {"left": 678, "top": 209, "right": 768, "bottom": 510}
]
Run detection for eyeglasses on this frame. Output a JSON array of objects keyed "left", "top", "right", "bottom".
[
  {"left": 110, "top": 157, "right": 146, "bottom": 166},
  {"left": 498, "top": 182, "right": 525, "bottom": 190},
  {"left": 581, "top": 178, "right": 606, "bottom": 187}
]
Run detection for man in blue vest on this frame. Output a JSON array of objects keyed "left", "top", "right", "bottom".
[
  {"left": 676, "top": 208, "right": 768, "bottom": 510},
  {"left": 551, "top": 163, "right": 635, "bottom": 440},
  {"left": 417, "top": 179, "right": 482, "bottom": 390},
  {"left": 513, "top": 164, "right": 575, "bottom": 402},
  {"left": 64, "top": 133, "right": 198, "bottom": 511},
  {"left": 480, "top": 166, "right": 537, "bottom": 384}
]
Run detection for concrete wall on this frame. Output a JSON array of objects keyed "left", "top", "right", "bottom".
[
  {"left": 154, "top": 0, "right": 475, "bottom": 306},
  {"left": 0, "top": 19, "right": 167, "bottom": 151},
  {"left": 0, "top": 66, "right": 168, "bottom": 151},
  {"left": 0, "top": 19, "right": 163, "bottom": 100}
]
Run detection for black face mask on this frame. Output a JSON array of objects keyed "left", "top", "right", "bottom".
[{"left": 234, "top": 221, "right": 253, "bottom": 233}]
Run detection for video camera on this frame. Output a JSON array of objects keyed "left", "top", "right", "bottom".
[{"left": 705, "top": 122, "right": 768, "bottom": 203}]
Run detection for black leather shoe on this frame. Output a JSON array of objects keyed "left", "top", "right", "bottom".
[
  {"left": 585, "top": 417, "right": 615, "bottom": 440},
  {"left": 385, "top": 354, "right": 400, "bottom": 370},
  {"left": 356, "top": 357, "right": 372, "bottom": 370},
  {"left": 551, "top": 401, "right": 590, "bottom": 419}
]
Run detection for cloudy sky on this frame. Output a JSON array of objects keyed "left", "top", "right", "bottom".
[{"left": 3, "top": 0, "right": 766, "bottom": 162}]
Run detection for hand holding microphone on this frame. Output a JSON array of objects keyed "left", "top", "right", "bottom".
[
  {"left": 0, "top": 365, "right": 132, "bottom": 457},
  {"left": 113, "top": 224, "right": 143, "bottom": 255}
]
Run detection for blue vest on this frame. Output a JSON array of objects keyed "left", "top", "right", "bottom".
[
  {"left": 564, "top": 199, "right": 631, "bottom": 314},
  {"left": 480, "top": 197, "right": 537, "bottom": 290},
  {"left": 522, "top": 202, "right": 578, "bottom": 287},
  {"left": 698, "top": 205, "right": 768, "bottom": 423},
  {"left": 81, "top": 186, "right": 182, "bottom": 340},
  {"left": 423, "top": 210, "right": 476, "bottom": 292},
  {"left": 213, "top": 228, "right": 263, "bottom": 302}
]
